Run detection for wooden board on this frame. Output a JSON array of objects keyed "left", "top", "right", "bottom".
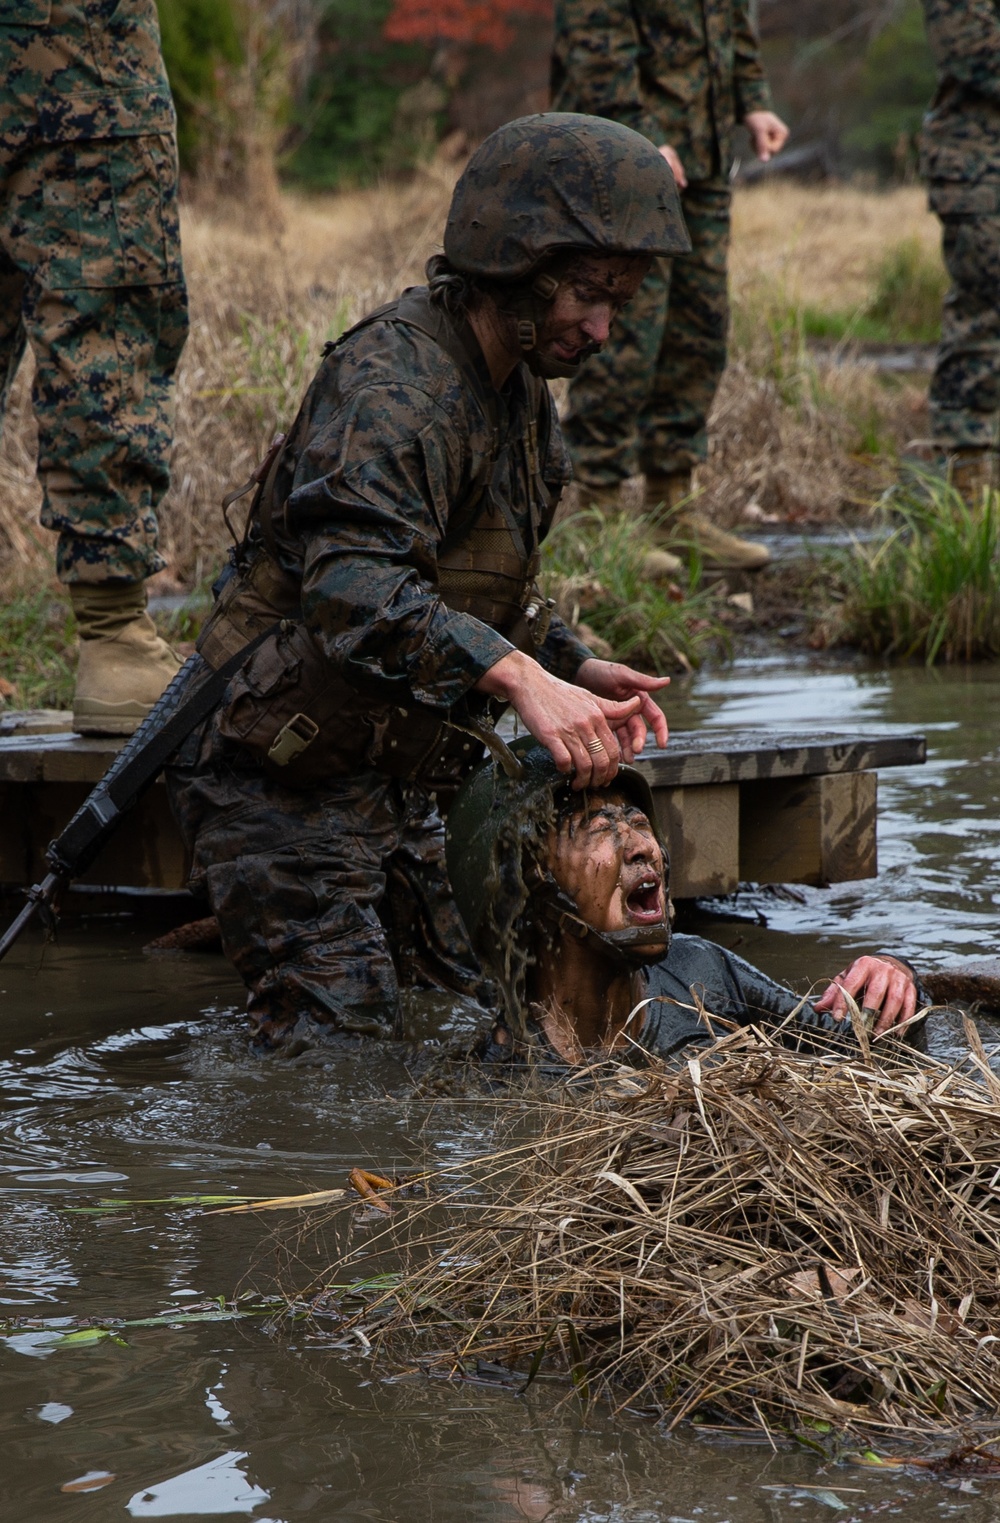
[
  {"left": 634, "top": 730, "right": 924, "bottom": 788},
  {"left": 0, "top": 779, "right": 187, "bottom": 890},
  {"left": 654, "top": 784, "right": 740, "bottom": 897},
  {"left": 739, "top": 771, "right": 878, "bottom": 887},
  {"left": 0, "top": 727, "right": 927, "bottom": 787},
  {"left": 0, "top": 722, "right": 923, "bottom": 897}
]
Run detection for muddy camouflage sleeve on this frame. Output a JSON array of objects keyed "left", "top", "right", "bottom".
[
  {"left": 923, "top": 0, "right": 1000, "bottom": 109},
  {"left": 551, "top": 0, "right": 663, "bottom": 145},
  {"left": 291, "top": 383, "right": 518, "bottom": 711},
  {"left": 536, "top": 616, "right": 593, "bottom": 681},
  {"left": 731, "top": 0, "right": 772, "bottom": 120}
]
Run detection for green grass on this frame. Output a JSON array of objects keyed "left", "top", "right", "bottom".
[
  {"left": 826, "top": 478, "right": 1000, "bottom": 663},
  {"left": 0, "top": 580, "right": 76, "bottom": 710},
  {"left": 540, "top": 508, "right": 728, "bottom": 673},
  {"left": 803, "top": 238, "right": 947, "bottom": 347}
]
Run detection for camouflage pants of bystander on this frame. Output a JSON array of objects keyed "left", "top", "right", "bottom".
[
  {"left": 928, "top": 207, "right": 1000, "bottom": 454},
  {"left": 0, "top": 133, "right": 189, "bottom": 583}
]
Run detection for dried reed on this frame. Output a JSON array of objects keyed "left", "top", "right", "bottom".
[{"left": 308, "top": 1024, "right": 1000, "bottom": 1443}]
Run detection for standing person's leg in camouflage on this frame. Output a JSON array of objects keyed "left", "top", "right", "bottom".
[
  {"left": 928, "top": 209, "right": 1000, "bottom": 499},
  {"left": 563, "top": 177, "right": 768, "bottom": 571},
  {"left": 0, "top": 133, "right": 189, "bottom": 733},
  {"left": 167, "top": 755, "right": 491, "bottom": 1054},
  {"left": 0, "top": 246, "right": 27, "bottom": 424}
]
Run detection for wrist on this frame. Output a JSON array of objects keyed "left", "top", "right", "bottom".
[{"left": 475, "top": 648, "right": 534, "bottom": 700}]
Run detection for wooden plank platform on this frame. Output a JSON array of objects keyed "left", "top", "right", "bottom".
[{"left": 0, "top": 714, "right": 925, "bottom": 900}]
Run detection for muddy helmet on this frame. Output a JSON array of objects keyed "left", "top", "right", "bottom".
[
  {"left": 445, "top": 736, "right": 671, "bottom": 984},
  {"left": 442, "top": 113, "right": 690, "bottom": 379},
  {"left": 445, "top": 113, "right": 691, "bottom": 277}
]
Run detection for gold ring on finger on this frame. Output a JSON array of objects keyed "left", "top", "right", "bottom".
[{"left": 587, "top": 739, "right": 606, "bottom": 754}]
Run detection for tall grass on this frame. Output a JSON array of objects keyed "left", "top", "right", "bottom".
[
  {"left": 803, "top": 236, "right": 946, "bottom": 346},
  {"left": 830, "top": 479, "right": 1000, "bottom": 663},
  {"left": 0, "top": 580, "right": 76, "bottom": 710},
  {"left": 540, "top": 507, "right": 727, "bottom": 672}
]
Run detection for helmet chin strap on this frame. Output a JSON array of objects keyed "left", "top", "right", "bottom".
[
  {"left": 513, "top": 271, "right": 601, "bottom": 381},
  {"left": 536, "top": 879, "right": 670, "bottom": 968}
]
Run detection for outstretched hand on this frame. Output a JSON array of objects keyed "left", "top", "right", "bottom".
[
  {"left": 476, "top": 651, "right": 669, "bottom": 789},
  {"left": 813, "top": 955, "right": 918, "bottom": 1036},
  {"left": 575, "top": 657, "right": 669, "bottom": 760}
]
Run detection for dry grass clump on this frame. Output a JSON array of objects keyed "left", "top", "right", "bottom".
[
  {"left": 730, "top": 183, "right": 938, "bottom": 313},
  {"left": 156, "top": 170, "right": 458, "bottom": 588},
  {"left": 310, "top": 1025, "right": 1000, "bottom": 1444}
]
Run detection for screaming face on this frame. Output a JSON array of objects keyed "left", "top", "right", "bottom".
[{"left": 545, "top": 792, "right": 670, "bottom": 957}]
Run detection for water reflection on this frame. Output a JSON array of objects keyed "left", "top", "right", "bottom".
[{"left": 126, "top": 1451, "right": 270, "bottom": 1517}]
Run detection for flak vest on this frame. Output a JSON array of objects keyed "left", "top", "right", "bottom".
[{"left": 195, "top": 289, "right": 560, "bottom": 788}]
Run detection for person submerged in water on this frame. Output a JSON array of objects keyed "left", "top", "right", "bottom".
[{"left": 445, "top": 742, "right": 928, "bottom": 1065}]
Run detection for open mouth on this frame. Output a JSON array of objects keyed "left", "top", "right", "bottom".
[{"left": 624, "top": 876, "right": 664, "bottom": 924}]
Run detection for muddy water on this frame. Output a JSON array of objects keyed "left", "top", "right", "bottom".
[{"left": 3, "top": 654, "right": 1000, "bottom": 1522}]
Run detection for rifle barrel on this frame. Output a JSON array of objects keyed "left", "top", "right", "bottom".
[{"left": 0, "top": 871, "right": 62, "bottom": 965}]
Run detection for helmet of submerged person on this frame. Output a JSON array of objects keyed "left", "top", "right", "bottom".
[
  {"left": 445, "top": 736, "right": 671, "bottom": 983},
  {"left": 442, "top": 113, "right": 691, "bottom": 378}
]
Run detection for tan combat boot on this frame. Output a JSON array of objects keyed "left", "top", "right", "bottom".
[
  {"left": 949, "top": 447, "right": 998, "bottom": 504},
  {"left": 646, "top": 471, "right": 771, "bottom": 571},
  {"left": 574, "top": 478, "right": 684, "bottom": 584},
  {"left": 70, "top": 582, "right": 181, "bottom": 736}
]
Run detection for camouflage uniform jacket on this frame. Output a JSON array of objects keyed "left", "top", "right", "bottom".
[
  {"left": 0, "top": 0, "right": 176, "bottom": 147},
  {"left": 920, "top": 0, "right": 1000, "bottom": 199},
  {"left": 550, "top": 0, "right": 772, "bottom": 181},
  {"left": 203, "top": 287, "right": 591, "bottom": 784}
]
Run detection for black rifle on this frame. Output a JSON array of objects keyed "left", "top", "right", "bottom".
[{"left": 0, "top": 635, "right": 268, "bottom": 964}]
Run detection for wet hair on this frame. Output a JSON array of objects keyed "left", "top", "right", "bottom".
[
  {"left": 477, "top": 775, "right": 628, "bottom": 1031},
  {"left": 426, "top": 252, "right": 530, "bottom": 320}
]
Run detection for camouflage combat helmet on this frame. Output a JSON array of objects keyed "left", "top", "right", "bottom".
[
  {"left": 445, "top": 735, "right": 671, "bottom": 977},
  {"left": 446, "top": 113, "right": 690, "bottom": 276},
  {"left": 443, "top": 113, "right": 691, "bottom": 378}
]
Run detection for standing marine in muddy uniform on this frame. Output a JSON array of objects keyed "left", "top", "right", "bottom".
[
  {"left": 167, "top": 114, "right": 688, "bottom": 1052},
  {"left": 0, "top": 0, "right": 188, "bottom": 734},
  {"left": 921, "top": 0, "right": 1000, "bottom": 498},
  {"left": 550, "top": 0, "right": 788, "bottom": 570}
]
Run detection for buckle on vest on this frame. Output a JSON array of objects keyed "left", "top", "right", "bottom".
[
  {"left": 267, "top": 712, "right": 320, "bottom": 767},
  {"left": 523, "top": 593, "right": 555, "bottom": 648}
]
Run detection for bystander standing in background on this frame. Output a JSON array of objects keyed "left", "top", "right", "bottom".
[
  {"left": 0, "top": 0, "right": 188, "bottom": 735},
  {"left": 920, "top": 0, "right": 1000, "bottom": 500},
  {"left": 551, "top": 0, "right": 788, "bottom": 571}
]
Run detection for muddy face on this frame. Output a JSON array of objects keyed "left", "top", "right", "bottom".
[
  {"left": 534, "top": 253, "right": 651, "bottom": 369},
  {"left": 546, "top": 792, "right": 669, "bottom": 954}
]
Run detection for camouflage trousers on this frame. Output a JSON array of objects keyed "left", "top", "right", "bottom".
[
  {"left": 0, "top": 133, "right": 189, "bottom": 583},
  {"left": 928, "top": 210, "right": 1000, "bottom": 451},
  {"left": 166, "top": 748, "right": 490, "bottom": 1051},
  {"left": 562, "top": 176, "right": 730, "bottom": 487}
]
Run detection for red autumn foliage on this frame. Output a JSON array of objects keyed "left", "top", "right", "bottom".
[{"left": 383, "top": 0, "right": 553, "bottom": 53}]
